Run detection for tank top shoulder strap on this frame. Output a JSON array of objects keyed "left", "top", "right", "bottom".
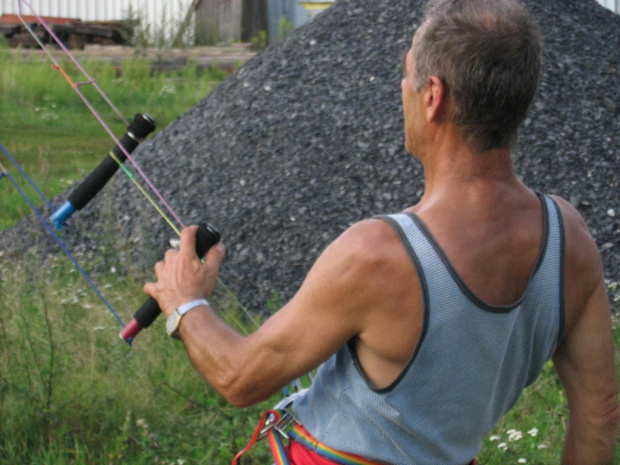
[
  {"left": 375, "top": 211, "right": 448, "bottom": 283},
  {"left": 535, "top": 193, "right": 566, "bottom": 346},
  {"left": 375, "top": 212, "right": 468, "bottom": 312}
]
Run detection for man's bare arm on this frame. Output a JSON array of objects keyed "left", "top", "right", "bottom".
[
  {"left": 552, "top": 197, "right": 619, "bottom": 464},
  {"left": 144, "top": 221, "right": 391, "bottom": 407},
  {"left": 553, "top": 278, "right": 618, "bottom": 464}
]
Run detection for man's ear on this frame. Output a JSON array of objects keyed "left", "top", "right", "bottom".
[{"left": 424, "top": 75, "right": 446, "bottom": 122}]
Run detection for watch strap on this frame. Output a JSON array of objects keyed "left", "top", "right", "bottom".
[{"left": 177, "top": 299, "right": 209, "bottom": 316}]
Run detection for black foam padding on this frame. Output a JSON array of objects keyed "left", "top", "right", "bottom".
[
  {"left": 68, "top": 155, "right": 120, "bottom": 210},
  {"left": 66, "top": 114, "right": 156, "bottom": 211},
  {"left": 133, "top": 223, "right": 221, "bottom": 329},
  {"left": 112, "top": 133, "right": 139, "bottom": 162},
  {"left": 134, "top": 297, "right": 162, "bottom": 328},
  {"left": 127, "top": 113, "right": 156, "bottom": 140}
]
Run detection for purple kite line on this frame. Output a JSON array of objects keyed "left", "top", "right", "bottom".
[
  {"left": 17, "top": 0, "right": 128, "bottom": 126},
  {"left": 17, "top": 0, "right": 186, "bottom": 231}
]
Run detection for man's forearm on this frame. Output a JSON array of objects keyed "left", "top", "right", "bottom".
[
  {"left": 177, "top": 305, "right": 257, "bottom": 406},
  {"left": 561, "top": 412, "right": 619, "bottom": 465}
]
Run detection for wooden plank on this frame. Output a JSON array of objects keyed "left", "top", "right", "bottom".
[
  {"left": 196, "top": 0, "right": 242, "bottom": 45},
  {"left": 8, "top": 31, "right": 47, "bottom": 48},
  {"left": 172, "top": 0, "right": 204, "bottom": 47},
  {"left": 0, "top": 23, "right": 21, "bottom": 36},
  {"left": 75, "top": 23, "right": 117, "bottom": 39}
]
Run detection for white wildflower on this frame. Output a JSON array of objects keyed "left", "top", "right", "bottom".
[
  {"left": 489, "top": 435, "right": 501, "bottom": 441},
  {"left": 508, "top": 430, "right": 523, "bottom": 441},
  {"left": 498, "top": 442, "right": 508, "bottom": 451},
  {"left": 527, "top": 428, "right": 538, "bottom": 437},
  {"left": 518, "top": 459, "right": 527, "bottom": 464},
  {"left": 158, "top": 84, "right": 176, "bottom": 97}
]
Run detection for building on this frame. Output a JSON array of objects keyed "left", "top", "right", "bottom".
[{"left": 1, "top": 0, "right": 618, "bottom": 47}]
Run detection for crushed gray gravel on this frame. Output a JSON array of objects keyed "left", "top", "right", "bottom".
[{"left": 1, "top": 0, "right": 619, "bottom": 314}]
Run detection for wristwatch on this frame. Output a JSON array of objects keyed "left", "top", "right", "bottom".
[{"left": 166, "top": 299, "right": 209, "bottom": 339}]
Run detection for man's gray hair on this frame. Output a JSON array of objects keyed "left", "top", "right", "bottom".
[{"left": 414, "top": 0, "right": 542, "bottom": 152}]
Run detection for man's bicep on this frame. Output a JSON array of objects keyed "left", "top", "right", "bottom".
[
  {"left": 245, "top": 225, "right": 376, "bottom": 390},
  {"left": 553, "top": 278, "right": 617, "bottom": 415}
]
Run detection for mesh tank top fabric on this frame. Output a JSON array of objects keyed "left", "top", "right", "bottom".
[{"left": 292, "top": 194, "right": 565, "bottom": 465}]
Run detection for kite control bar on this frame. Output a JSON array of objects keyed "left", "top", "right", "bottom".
[
  {"left": 120, "top": 223, "right": 221, "bottom": 344},
  {"left": 51, "top": 113, "right": 156, "bottom": 229}
]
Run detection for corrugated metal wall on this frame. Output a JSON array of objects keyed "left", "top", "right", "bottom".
[
  {"left": 3, "top": 0, "right": 617, "bottom": 18},
  {"left": 1, "top": 0, "right": 617, "bottom": 40},
  {"left": 0, "top": 0, "right": 192, "bottom": 36},
  {"left": 597, "top": 0, "right": 620, "bottom": 13},
  {"left": 2, "top": 0, "right": 619, "bottom": 20}
]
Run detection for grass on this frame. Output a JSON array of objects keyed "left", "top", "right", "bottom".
[
  {"left": 1, "top": 41, "right": 619, "bottom": 464},
  {"left": 479, "top": 302, "right": 620, "bottom": 464},
  {"left": 1, "top": 249, "right": 618, "bottom": 464},
  {"left": 0, "top": 251, "right": 276, "bottom": 464},
  {"left": 0, "top": 42, "right": 226, "bottom": 230}
]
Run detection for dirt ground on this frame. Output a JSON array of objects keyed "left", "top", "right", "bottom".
[{"left": 7, "top": 43, "right": 257, "bottom": 72}]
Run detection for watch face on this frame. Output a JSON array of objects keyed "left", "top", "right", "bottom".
[{"left": 166, "top": 311, "right": 180, "bottom": 336}]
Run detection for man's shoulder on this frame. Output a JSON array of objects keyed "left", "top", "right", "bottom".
[
  {"left": 313, "top": 217, "right": 415, "bottom": 292},
  {"left": 548, "top": 194, "right": 600, "bottom": 262},
  {"left": 548, "top": 194, "right": 606, "bottom": 329},
  {"left": 333, "top": 216, "right": 408, "bottom": 261}
]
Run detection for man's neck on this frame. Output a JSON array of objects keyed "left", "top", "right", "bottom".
[{"left": 418, "top": 140, "right": 522, "bottom": 206}]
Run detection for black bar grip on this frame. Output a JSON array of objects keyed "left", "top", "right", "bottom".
[
  {"left": 119, "top": 223, "right": 221, "bottom": 344},
  {"left": 67, "top": 113, "right": 156, "bottom": 210}
]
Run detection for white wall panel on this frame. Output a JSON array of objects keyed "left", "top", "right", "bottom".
[
  {"left": 1, "top": 0, "right": 617, "bottom": 38},
  {"left": 597, "top": 0, "right": 619, "bottom": 12},
  {"left": 1, "top": 0, "right": 192, "bottom": 38}
]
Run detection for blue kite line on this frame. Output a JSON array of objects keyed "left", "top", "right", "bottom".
[
  {"left": 0, "top": 144, "right": 56, "bottom": 212},
  {"left": 0, "top": 143, "right": 126, "bottom": 329}
]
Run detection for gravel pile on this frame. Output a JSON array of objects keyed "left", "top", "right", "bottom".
[{"left": 2, "top": 0, "right": 619, "bottom": 313}]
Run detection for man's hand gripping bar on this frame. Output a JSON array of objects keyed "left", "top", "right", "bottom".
[{"left": 119, "top": 223, "right": 221, "bottom": 344}]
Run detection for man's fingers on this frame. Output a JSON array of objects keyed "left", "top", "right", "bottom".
[
  {"left": 204, "top": 242, "right": 226, "bottom": 271},
  {"left": 179, "top": 225, "right": 199, "bottom": 257},
  {"left": 143, "top": 281, "right": 156, "bottom": 298},
  {"left": 163, "top": 248, "right": 178, "bottom": 264},
  {"left": 154, "top": 260, "right": 165, "bottom": 276}
]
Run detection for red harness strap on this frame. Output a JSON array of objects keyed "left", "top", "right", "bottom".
[
  {"left": 287, "top": 423, "right": 387, "bottom": 465},
  {"left": 233, "top": 410, "right": 477, "bottom": 465},
  {"left": 287, "top": 423, "right": 477, "bottom": 465},
  {"left": 231, "top": 410, "right": 291, "bottom": 465}
]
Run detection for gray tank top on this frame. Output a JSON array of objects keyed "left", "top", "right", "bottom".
[{"left": 292, "top": 194, "right": 565, "bottom": 464}]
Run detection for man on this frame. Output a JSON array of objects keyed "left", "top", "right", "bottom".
[{"left": 144, "top": 0, "right": 619, "bottom": 463}]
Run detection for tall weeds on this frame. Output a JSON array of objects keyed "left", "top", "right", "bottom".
[{"left": 0, "top": 245, "right": 273, "bottom": 464}]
